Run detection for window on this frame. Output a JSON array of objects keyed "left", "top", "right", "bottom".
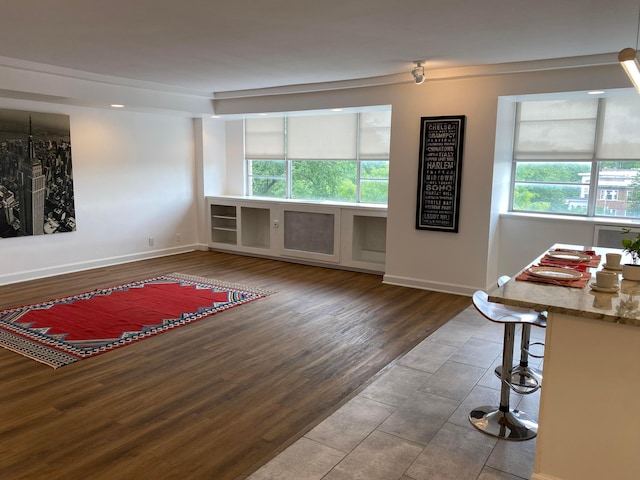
[
  {"left": 244, "top": 108, "right": 391, "bottom": 204},
  {"left": 511, "top": 94, "right": 640, "bottom": 218}
]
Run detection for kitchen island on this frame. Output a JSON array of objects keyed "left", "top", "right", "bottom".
[{"left": 490, "top": 244, "right": 640, "bottom": 480}]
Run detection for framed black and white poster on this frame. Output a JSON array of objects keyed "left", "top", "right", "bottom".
[
  {"left": 415, "top": 115, "right": 466, "bottom": 232},
  {"left": 0, "top": 109, "right": 75, "bottom": 238}
]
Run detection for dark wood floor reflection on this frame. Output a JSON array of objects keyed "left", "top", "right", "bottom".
[{"left": 0, "top": 251, "right": 470, "bottom": 479}]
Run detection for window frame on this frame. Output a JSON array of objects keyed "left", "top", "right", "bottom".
[
  {"left": 510, "top": 96, "right": 640, "bottom": 219},
  {"left": 244, "top": 109, "right": 390, "bottom": 205},
  {"left": 600, "top": 189, "right": 619, "bottom": 201}
]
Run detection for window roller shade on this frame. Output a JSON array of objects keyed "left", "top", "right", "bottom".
[{"left": 287, "top": 114, "right": 357, "bottom": 160}]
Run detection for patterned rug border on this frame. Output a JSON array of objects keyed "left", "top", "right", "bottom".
[{"left": 0, "top": 273, "right": 274, "bottom": 368}]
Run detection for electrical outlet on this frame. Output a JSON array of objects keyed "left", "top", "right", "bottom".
[
  {"left": 148, "top": 237, "right": 155, "bottom": 247},
  {"left": 176, "top": 233, "right": 181, "bottom": 243}
]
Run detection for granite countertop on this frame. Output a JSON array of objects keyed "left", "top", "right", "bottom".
[{"left": 488, "top": 244, "right": 640, "bottom": 327}]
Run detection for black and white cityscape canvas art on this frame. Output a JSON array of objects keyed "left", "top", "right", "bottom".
[{"left": 0, "top": 109, "right": 75, "bottom": 238}]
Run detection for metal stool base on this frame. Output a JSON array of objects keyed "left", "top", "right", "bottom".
[
  {"left": 495, "top": 365, "right": 543, "bottom": 391},
  {"left": 469, "top": 406, "right": 538, "bottom": 441}
]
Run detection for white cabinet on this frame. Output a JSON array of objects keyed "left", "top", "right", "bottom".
[{"left": 207, "top": 196, "right": 386, "bottom": 273}]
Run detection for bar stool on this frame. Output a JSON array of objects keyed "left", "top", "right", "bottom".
[
  {"left": 469, "top": 290, "right": 539, "bottom": 440},
  {"left": 495, "top": 276, "right": 545, "bottom": 390}
]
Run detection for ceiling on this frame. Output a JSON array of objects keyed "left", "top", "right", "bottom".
[{"left": 0, "top": 0, "right": 639, "bottom": 96}]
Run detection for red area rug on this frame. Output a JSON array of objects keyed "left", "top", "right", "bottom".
[{"left": 0, "top": 273, "right": 273, "bottom": 368}]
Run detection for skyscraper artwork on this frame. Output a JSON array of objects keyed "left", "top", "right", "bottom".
[{"left": 0, "top": 109, "right": 75, "bottom": 238}]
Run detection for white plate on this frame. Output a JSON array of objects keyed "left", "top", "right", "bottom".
[
  {"left": 546, "top": 250, "right": 592, "bottom": 262},
  {"left": 603, "top": 263, "right": 623, "bottom": 271},
  {"left": 590, "top": 283, "right": 619, "bottom": 293},
  {"left": 527, "top": 266, "right": 583, "bottom": 281}
]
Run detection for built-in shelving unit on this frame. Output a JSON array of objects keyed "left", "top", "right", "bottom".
[
  {"left": 240, "top": 206, "right": 271, "bottom": 249},
  {"left": 210, "top": 204, "right": 237, "bottom": 245},
  {"left": 352, "top": 215, "right": 386, "bottom": 265},
  {"left": 207, "top": 196, "right": 387, "bottom": 273}
]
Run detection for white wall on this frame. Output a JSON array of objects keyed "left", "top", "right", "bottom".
[
  {"left": 224, "top": 120, "right": 245, "bottom": 195},
  {"left": 0, "top": 101, "right": 198, "bottom": 284},
  {"left": 382, "top": 78, "right": 498, "bottom": 295},
  {"left": 0, "top": 61, "right": 634, "bottom": 293},
  {"left": 213, "top": 64, "right": 632, "bottom": 295},
  {"left": 195, "top": 116, "right": 228, "bottom": 245},
  {"left": 498, "top": 214, "right": 597, "bottom": 276}
]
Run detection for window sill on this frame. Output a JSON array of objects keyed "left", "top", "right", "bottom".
[
  {"left": 500, "top": 211, "right": 640, "bottom": 227},
  {"left": 211, "top": 195, "right": 388, "bottom": 211}
]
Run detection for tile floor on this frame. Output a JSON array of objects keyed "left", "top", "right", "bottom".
[{"left": 248, "top": 305, "right": 544, "bottom": 480}]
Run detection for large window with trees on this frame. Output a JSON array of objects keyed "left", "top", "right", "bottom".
[
  {"left": 244, "top": 107, "right": 391, "bottom": 204},
  {"left": 512, "top": 94, "right": 640, "bottom": 218}
]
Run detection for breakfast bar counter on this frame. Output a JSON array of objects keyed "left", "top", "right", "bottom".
[{"left": 489, "top": 244, "right": 640, "bottom": 480}]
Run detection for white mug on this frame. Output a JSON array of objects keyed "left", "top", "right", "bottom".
[
  {"left": 596, "top": 270, "right": 618, "bottom": 288},
  {"left": 606, "top": 253, "right": 622, "bottom": 268}
]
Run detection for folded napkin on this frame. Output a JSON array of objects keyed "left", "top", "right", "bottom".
[{"left": 515, "top": 269, "right": 591, "bottom": 288}]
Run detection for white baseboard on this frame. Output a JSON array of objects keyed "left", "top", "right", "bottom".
[
  {"left": 0, "top": 244, "right": 206, "bottom": 286},
  {"left": 382, "top": 273, "right": 475, "bottom": 296}
]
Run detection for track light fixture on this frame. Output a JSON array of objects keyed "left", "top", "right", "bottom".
[
  {"left": 619, "top": 48, "right": 640, "bottom": 93},
  {"left": 411, "top": 61, "right": 425, "bottom": 85},
  {"left": 620, "top": 5, "right": 640, "bottom": 94}
]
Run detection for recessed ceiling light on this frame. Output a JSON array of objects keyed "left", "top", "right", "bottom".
[
  {"left": 331, "top": 108, "right": 343, "bottom": 112},
  {"left": 258, "top": 113, "right": 268, "bottom": 116},
  {"left": 587, "top": 90, "right": 605, "bottom": 95},
  {"left": 110, "top": 104, "right": 124, "bottom": 108},
  {"left": 211, "top": 115, "right": 220, "bottom": 118}
]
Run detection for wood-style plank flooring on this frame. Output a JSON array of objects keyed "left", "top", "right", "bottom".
[{"left": 0, "top": 251, "right": 470, "bottom": 479}]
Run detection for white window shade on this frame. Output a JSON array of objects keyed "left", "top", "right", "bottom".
[
  {"left": 515, "top": 100, "right": 598, "bottom": 160},
  {"left": 515, "top": 120, "right": 597, "bottom": 159},
  {"left": 597, "top": 95, "right": 640, "bottom": 159},
  {"left": 359, "top": 111, "right": 391, "bottom": 159},
  {"left": 287, "top": 114, "right": 357, "bottom": 159},
  {"left": 245, "top": 117, "right": 285, "bottom": 158},
  {"left": 519, "top": 99, "right": 598, "bottom": 121}
]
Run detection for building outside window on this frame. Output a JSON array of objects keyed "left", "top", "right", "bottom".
[
  {"left": 511, "top": 94, "right": 640, "bottom": 218},
  {"left": 244, "top": 107, "right": 391, "bottom": 204}
]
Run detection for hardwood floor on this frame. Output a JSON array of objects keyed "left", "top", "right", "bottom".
[{"left": 0, "top": 251, "right": 470, "bottom": 479}]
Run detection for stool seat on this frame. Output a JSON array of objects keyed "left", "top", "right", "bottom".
[
  {"left": 496, "top": 276, "right": 547, "bottom": 329},
  {"left": 472, "top": 290, "right": 544, "bottom": 326}
]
